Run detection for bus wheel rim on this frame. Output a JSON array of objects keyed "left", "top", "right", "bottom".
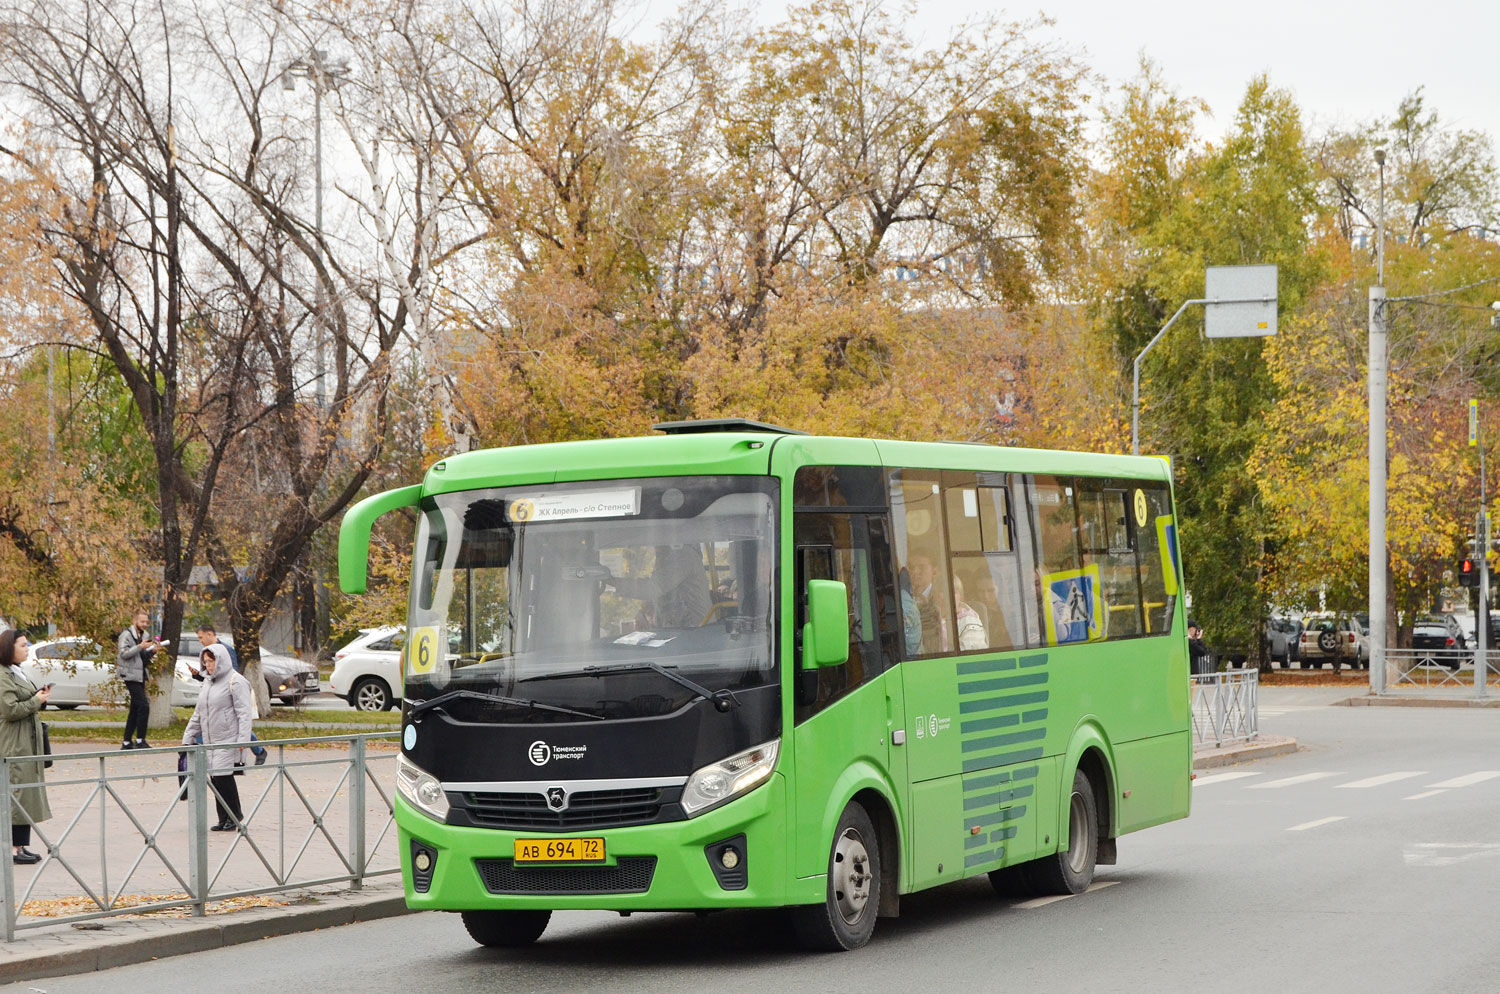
[
  {"left": 1066, "top": 791, "right": 1089, "bottom": 874},
  {"left": 832, "top": 828, "right": 872, "bottom": 925}
]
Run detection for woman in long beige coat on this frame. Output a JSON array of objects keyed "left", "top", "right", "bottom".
[{"left": 0, "top": 629, "right": 51, "bottom": 864}]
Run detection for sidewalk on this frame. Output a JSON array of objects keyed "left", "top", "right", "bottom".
[
  {"left": 1193, "top": 734, "right": 1298, "bottom": 769},
  {"left": 0, "top": 881, "right": 413, "bottom": 984},
  {"left": 0, "top": 742, "right": 406, "bottom": 984}
]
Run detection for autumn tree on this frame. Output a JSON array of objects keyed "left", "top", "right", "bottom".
[{"left": 0, "top": 0, "right": 406, "bottom": 718}]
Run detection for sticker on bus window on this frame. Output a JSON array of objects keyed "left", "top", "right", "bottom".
[
  {"left": 1155, "top": 515, "right": 1179, "bottom": 596},
  {"left": 1043, "top": 565, "right": 1104, "bottom": 646},
  {"left": 408, "top": 626, "right": 441, "bottom": 675}
]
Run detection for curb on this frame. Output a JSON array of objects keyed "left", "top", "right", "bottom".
[
  {"left": 1339, "top": 694, "right": 1500, "bottom": 708},
  {"left": 1192, "top": 735, "right": 1298, "bottom": 769},
  {"left": 0, "top": 888, "right": 415, "bottom": 985}
]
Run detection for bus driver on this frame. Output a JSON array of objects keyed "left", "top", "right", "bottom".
[{"left": 606, "top": 544, "right": 712, "bottom": 629}]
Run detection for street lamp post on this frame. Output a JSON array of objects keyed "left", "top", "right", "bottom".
[
  {"left": 1369, "top": 148, "right": 1388, "bottom": 695},
  {"left": 281, "top": 49, "right": 350, "bottom": 411},
  {"left": 1131, "top": 266, "right": 1278, "bottom": 457}
]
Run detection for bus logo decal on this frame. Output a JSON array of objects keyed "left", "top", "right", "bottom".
[
  {"left": 546, "top": 787, "right": 567, "bottom": 810},
  {"left": 528, "top": 741, "right": 552, "bottom": 766}
]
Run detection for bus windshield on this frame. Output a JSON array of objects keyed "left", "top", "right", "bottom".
[{"left": 406, "top": 475, "right": 778, "bottom": 722}]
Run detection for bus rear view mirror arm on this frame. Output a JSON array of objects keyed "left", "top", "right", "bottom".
[
  {"left": 803, "top": 579, "right": 850, "bottom": 669},
  {"left": 338, "top": 485, "right": 422, "bottom": 594}
]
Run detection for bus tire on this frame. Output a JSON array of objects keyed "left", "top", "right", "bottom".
[
  {"left": 790, "top": 802, "right": 880, "bottom": 951},
  {"left": 1030, "top": 769, "right": 1099, "bottom": 896},
  {"left": 986, "top": 863, "right": 1040, "bottom": 898},
  {"left": 460, "top": 909, "right": 551, "bottom": 947}
]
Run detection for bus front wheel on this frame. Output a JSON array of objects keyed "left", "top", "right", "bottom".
[
  {"left": 460, "top": 909, "right": 551, "bottom": 947},
  {"left": 790, "top": 801, "right": 880, "bottom": 951}
]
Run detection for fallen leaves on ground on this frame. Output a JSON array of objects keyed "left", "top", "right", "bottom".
[{"left": 22, "top": 893, "right": 288, "bottom": 919}]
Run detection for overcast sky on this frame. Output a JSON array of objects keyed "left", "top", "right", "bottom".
[{"left": 650, "top": 0, "right": 1500, "bottom": 149}]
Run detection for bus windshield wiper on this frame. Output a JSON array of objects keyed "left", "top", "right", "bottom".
[
  {"left": 407, "top": 689, "right": 603, "bottom": 721},
  {"left": 527, "top": 662, "right": 742, "bottom": 712}
]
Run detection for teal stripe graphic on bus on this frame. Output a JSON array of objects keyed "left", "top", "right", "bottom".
[{"left": 957, "top": 653, "right": 1048, "bottom": 869}]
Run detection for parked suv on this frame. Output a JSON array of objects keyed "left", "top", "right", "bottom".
[
  {"left": 330, "top": 627, "right": 405, "bottom": 711},
  {"left": 1266, "top": 617, "right": 1303, "bottom": 668},
  {"left": 1299, "top": 616, "right": 1367, "bottom": 669}
]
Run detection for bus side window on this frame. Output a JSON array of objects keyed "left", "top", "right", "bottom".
[
  {"left": 889, "top": 470, "right": 955, "bottom": 658},
  {"left": 1078, "top": 481, "right": 1145, "bottom": 640},
  {"left": 1136, "top": 485, "right": 1177, "bottom": 635},
  {"left": 794, "top": 513, "right": 882, "bottom": 723}
]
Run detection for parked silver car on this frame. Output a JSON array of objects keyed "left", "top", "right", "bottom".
[{"left": 176, "top": 635, "right": 319, "bottom": 704}]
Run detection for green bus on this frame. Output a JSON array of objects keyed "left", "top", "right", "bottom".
[{"left": 338, "top": 420, "right": 1191, "bottom": 951}]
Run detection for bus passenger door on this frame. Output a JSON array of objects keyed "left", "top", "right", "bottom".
[{"left": 790, "top": 513, "right": 908, "bottom": 882}]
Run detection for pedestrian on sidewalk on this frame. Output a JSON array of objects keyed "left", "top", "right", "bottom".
[
  {"left": 190, "top": 627, "right": 265, "bottom": 765},
  {"left": 183, "top": 644, "right": 252, "bottom": 832},
  {"left": 1188, "top": 620, "right": 1213, "bottom": 676},
  {"left": 117, "top": 610, "right": 167, "bottom": 750},
  {"left": 0, "top": 629, "right": 51, "bottom": 864}
]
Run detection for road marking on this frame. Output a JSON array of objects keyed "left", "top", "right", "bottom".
[
  {"left": 1248, "top": 772, "right": 1341, "bottom": 789},
  {"left": 1013, "top": 879, "right": 1119, "bottom": 909},
  {"left": 1403, "top": 843, "right": 1500, "bottom": 867},
  {"left": 1191, "top": 772, "right": 1262, "bottom": 787},
  {"left": 1286, "top": 816, "right": 1347, "bottom": 832},
  {"left": 1404, "top": 790, "right": 1448, "bottom": 801},
  {"left": 1335, "top": 772, "right": 1425, "bottom": 789},
  {"left": 1429, "top": 772, "right": 1500, "bottom": 789}
]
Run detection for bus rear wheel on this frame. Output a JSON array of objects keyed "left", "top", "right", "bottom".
[
  {"left": 790, "top": 801, "right": 880, "bottom": 951},
  {"left": 460, "top": 909, "right": 551, "bottom": 947},
  {"left": 1030, "top": 769, "right": 1099, "bottom": 895}
]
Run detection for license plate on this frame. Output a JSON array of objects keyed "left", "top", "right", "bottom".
[{"left": 513, "top": 837, "right": 605, "bottom": 863}]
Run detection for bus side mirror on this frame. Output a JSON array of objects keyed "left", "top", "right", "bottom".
[
  {"left": 339, "top": 485, "right": 423, "bottom": 594},
  {"left": 802, "top": 580, "right": 850, "bottom": 669}
]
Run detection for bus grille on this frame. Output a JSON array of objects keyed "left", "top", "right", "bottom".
[
  {"left": 475, "top": 857, "right": 657, "bottom": 895},
  {"left": 459, "top": 787, "right": 669, "bottom": 830}
]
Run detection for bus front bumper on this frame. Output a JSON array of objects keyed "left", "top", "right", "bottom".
[{"left": 394, "top": 773, "right": 790, "bottom": 911}]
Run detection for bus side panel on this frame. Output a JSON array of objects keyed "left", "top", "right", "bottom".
[
  {"left": 902, "top": 650, "right": 1056, "bottom": 884},
  {"left": 1113, "top": 731, "right": 1193, "bottom": 834},
  {"left": 790, "top": 674, "right": 903, "bottom": 882}
]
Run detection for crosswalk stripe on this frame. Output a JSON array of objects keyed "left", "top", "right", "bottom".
[
  {"left": 1013, "top": 880, "right": 1120, "bottom": 909},
  {"left": 1287, "top": 816, "right": 1347, "bottom": 831},
  {"left": 1248, "top": 772, "right": 1341, "bottom": 789},
  {"left": 1336, "top": 772, "right": 1425, "bottom": 789},
  {"left": 1192, "top": 772, "right": 1262, "bottom": 786},
  {"left": 1404, "top": 790, "right": 1448, "bottom": 801},
  {"left": 1429, "top": 772, "right": 1500, "bottom": 789}
]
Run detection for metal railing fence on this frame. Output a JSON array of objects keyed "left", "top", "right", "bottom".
[
  {"left": 1385, "top": 648, "right": 1500, "bottom": 691},
  {"left": 1190, "top": 670, "right": 1258, "bottom": 749},
  {"left": 1, "top": 731, "right": 399, "bottom": 940}
]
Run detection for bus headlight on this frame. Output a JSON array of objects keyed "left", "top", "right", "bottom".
[
  {"left": 396, "top": 753, "right": 450, "bottom": 822},
  {"left": 681, "top": 740, "right": 779, "bottom": 817}
]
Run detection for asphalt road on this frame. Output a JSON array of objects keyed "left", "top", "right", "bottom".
[{"left": 15, "top": 687, "right": 1500, "bottom": 994}]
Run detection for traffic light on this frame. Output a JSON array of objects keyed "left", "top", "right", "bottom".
[{"left": 1459, "top": 557, "right": 1480, "bottom": 588}]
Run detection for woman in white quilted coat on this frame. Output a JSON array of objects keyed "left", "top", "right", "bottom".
[{"left": 183, "top": 643, "right": 253, "bottom": 831}]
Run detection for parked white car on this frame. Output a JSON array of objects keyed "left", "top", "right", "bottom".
[
  {"left": 23, "top": 636, "right": 202, "bottom": 708},
  {"left": 175, "top": 634, "right": 320, "bottom": 705},
  {"left": 329, "top": 627, "right": 405, "bottom": 711}
]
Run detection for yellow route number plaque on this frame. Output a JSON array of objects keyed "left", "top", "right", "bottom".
[{"left": 408, "top": 626, "right": 440, "bottom": 675}]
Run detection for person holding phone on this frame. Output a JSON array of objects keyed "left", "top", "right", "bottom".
[
  {"left": 117, "top": 610, "right": 167, "bottom": 750},
  {"left": 0, "top": 629, "right": 52, "bottom": 864}
]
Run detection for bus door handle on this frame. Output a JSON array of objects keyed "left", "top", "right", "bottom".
[{"left": 892, "top": 730, "right": 906, "bottom": 746}]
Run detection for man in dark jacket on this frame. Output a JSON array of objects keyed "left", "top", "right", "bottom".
[
  {"left": 1188, "top": 619, "right": 1213, "bottom": 676},
  {"left": 117, "top": 610, "right": 167, "bottom": 749}
]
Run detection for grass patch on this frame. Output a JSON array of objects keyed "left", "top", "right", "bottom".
[
  {"left": 43, "top": 706, "right": 400, "bottom": 725},
  {"left": 46, "top": 719, "right": 399, "bottom": 744}
]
